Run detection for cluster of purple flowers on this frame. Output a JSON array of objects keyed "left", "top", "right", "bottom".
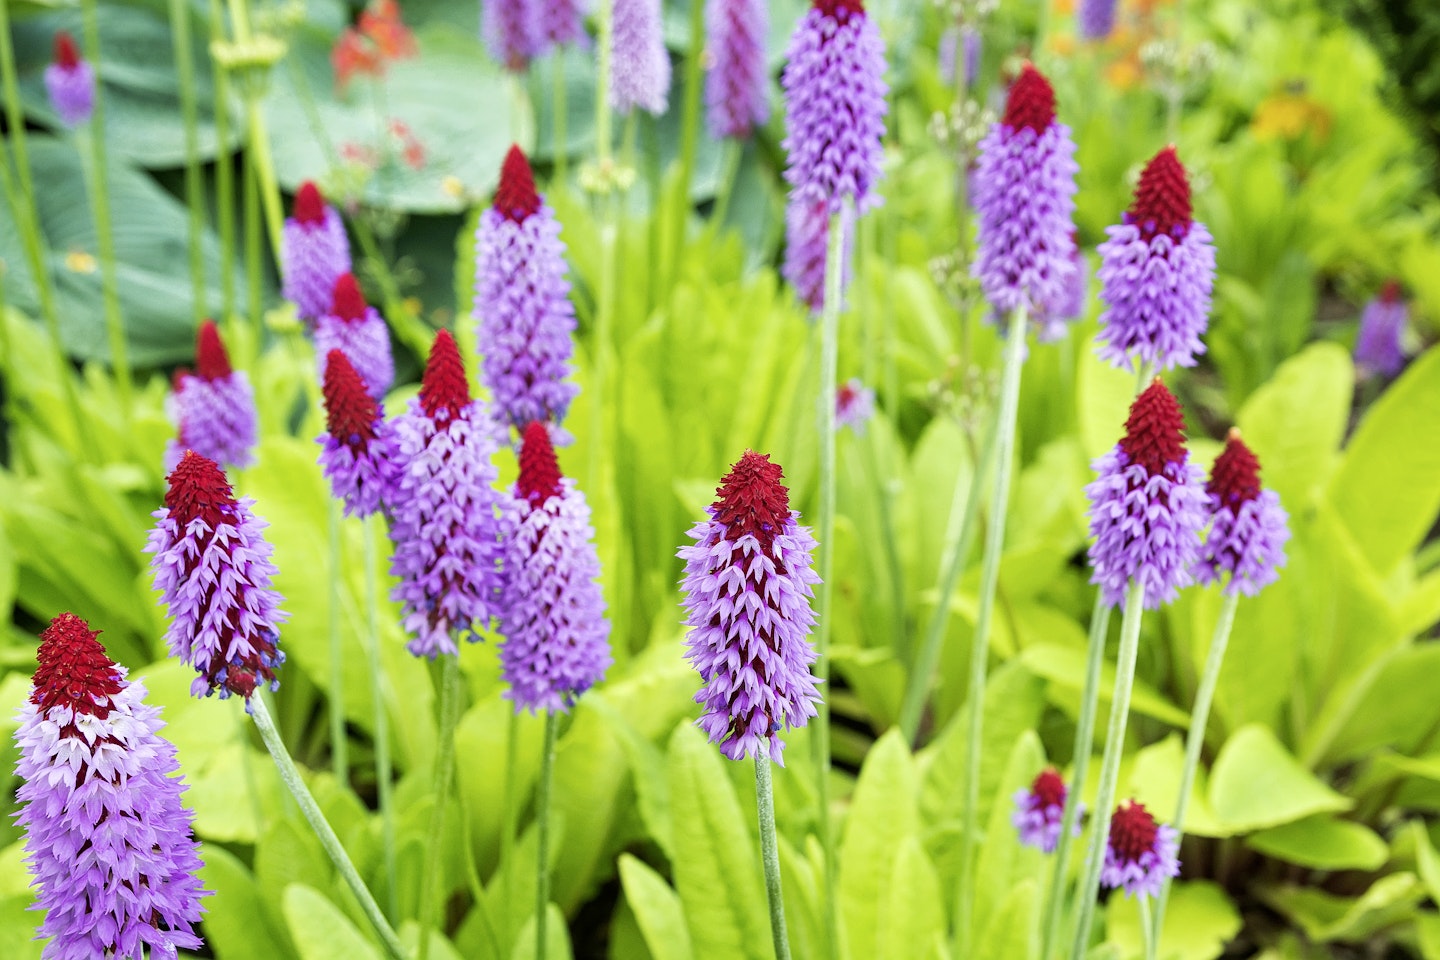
[
  {"left": 164, "top": 320, "right": 257, "bottom": 474},
  {"left": 316, "top": 272, "right": 394, "bottom": 400},
  {"left": 282, "top": 181, "right": 352, "bottom": 326},
  {"left": 484, "top": 0, "right": 586, "bottom": 72},
  {"left": 45, "top": 31, "right": 94, "bottom": 127}
]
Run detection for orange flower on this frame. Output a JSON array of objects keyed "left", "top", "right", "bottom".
[
  {"left": 360, "top": 0, "right": 417, "bottom": 61},
  {"left": 1252, "top": 88, "right": 1333, "bottom": 144},
  {"left": 332, "top": 27, "right": 383, "bottom": 93}
]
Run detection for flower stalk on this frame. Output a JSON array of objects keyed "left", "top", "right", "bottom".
[
  {"left": 166, "top": 0, "right": 208, "bottom": 326},
  {"left": 365, "top": 516, "right": 399, "bottom": 921},
  {"left": 756, "top": 755, "right": 793, "bottom": 960},
  {"left": 535, "top": 709, "right": 560, "bottom": 960},
  {"left": 417, "top": 655, "right": 463, "bottom": 960}
]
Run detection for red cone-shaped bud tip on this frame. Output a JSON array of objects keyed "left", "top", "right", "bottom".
[
  {"left": 31, "top": 612, "right": 124, "bottom": 717},
  {"left": 164, "top": 450, "right": 237, "bottom": 531},
  {"left": 1130, "top": 146, "right": 1193, "bottom": 240},
  {"left": 814, "top": 0, "right": 865, "bottom": 20},
  {"left": 1208, "top": 428, "right": 1262, "bottom": 511},
  {"left": 517, "top": 421, "right": 563, "bottom": 506},
  {"left": 195, "top": 319, "right": 233, "bottom": 380},
  {"left": 419, "top": 329, "right": 470, "bottom": 419},
  {"left": 294, "top": 180, "right": 327, "bottom": 225},
  {"left": 1031, "top": 768, "right": 1066, "bottom": 808},
  {"left": 53, "top": 30, "right": 81, "bottom": 70},
  {"left": 323, "top": 350, "right": 379, "bottom": 447},
  {"left": 1119, "top": 379, "right": 1188, "bottom": 477},
  {"left": 1109, "top": 800, "right": 1160, "bottom": 863},
  {"left": 331, "top": 272, "right": 368, "bottom": 322},
  {"left": 1002, "top": 64, "right": 1057, "bottom": 135},
  {"left": 1381, "top": 278, "right": 1402, "bottom": 304},
  {"left": 494, "top": 145, "right": 541, "bottom": 223},
  {"left": 711, "top": 450, "right": 793, "bottom": 552}
]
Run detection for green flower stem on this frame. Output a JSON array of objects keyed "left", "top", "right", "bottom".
[
  {"left": 552, "top": 51, "right": 569, "bottom": 186},
  {"left": 810, "top": 198, "right": 850, "bottom": 960},
  {"left": 587, "top": 194, "right": 618, "bottom": 498},
  {"left": 594, "top": 0, "right": 614, "bottom": 167},
  {"left": 75, "top": 107, "right": 132, "bottom": 426},
  {"left": 165, "top": 0, "right": 207, "bottom": 326},
  {"left": 208, "top": 0, "right": 237, "bottom": 326},
  {"left": 363, "top": 517, "right": 398, "bottom": 922},
  {"left": 500, "top": 710, "right": 520, "bottom": 949},
  {"left": 1139, "top": 894, "right": 1155, "bottom": 960},
  {"left": 1148, "top": 591, "right": 1240, "bottom": 956},
  {"left": 897, "top": 408, "right": 997, "bottom": 744},
  {"left": 242, "top": 132, "right": 263, "bottom": 334},
  {"left": 328, "top": 498, "right": 348, "bottom": 782},
  {"left": 708, "top": 138, "right": 742, "bottom": 235},
  {"left": 0, "top": 0, "right": 92, "bottom": 457},
  {"left": 418, "top": 655, "right": 463, "bottom": 960},
  {"left": 1070, "top": 579, "right": 1147, "bottom": 960},
  {"left": 249, "top": 694, "right": 408, "bottom": 960},
  {"left": 755, "top": 754, "right": 793, "bottom": 960},
  {"left": 510, "top": 72, "right": 536, "bottom": 153},
  {"left": 1040, "top": 591, "right": 1112, "bottom": 960},
  {"left": 535, "top": 710, "right": 560, "bottom": 960},
  {"left": 863, "top": 424, "right": 908, "bottom": 662},
  {"left": 953, "top": 300, "right": 1028, "bottom": 955},
  {"left": 225, "top": 0, "right": 284, "bottom": 262}
]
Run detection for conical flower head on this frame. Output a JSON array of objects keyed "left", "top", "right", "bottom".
[
  {"left": 1079, "top": 0, "right": 1118, "bottom": 40},
  {"left": 475, "top": 146, "right": 579, "bottom": 438},
  {"left": 1101, "top": 800, "right": 1180, "bottom": 898},
  {"left": 499, "top": 422, "right": 612, "bottom": 712},
  {"left": 146, "top": 451, "right": 288, "bottom": 701},
  {"left": 611, "top": 0, "right": 670, "bottom": 115},
  {"left": 1012, "top": 767, "right": 1082, "bottom": 853},
  {"left": 705, "top": 0, "right": 770, "bottom": 140},
  {"left": 483, "top": 0, "right": 541, "bottom": 72},
  {"left": 679, "top": 451, "right": 822, "bottom": 763},
  {"left": 317, "top": 349, "right": 399, "bottom": 518},
  {"left": 971, "top": 64, "right": 1080, "bottom": 337},
  {"left": 282, "top": 181, "right": 352, "bottom": 324},
  {"left": 781, "top": 0, "right": 888, "bottom": 214},
  {"left": 1085, "top": 380, "right": 1207, "bottom": 609},
  {"left": 45, "top": 30, "right": 95, "bottom": 127},
  {"left": 315, "top": 272, "right": 394, "bottom": 399},
  {"left": 538, "top": 0, "right": 587, "bottom": 49},
  {"left": 1355, "top": 280, "right": 1408, "bottom": 378},
  {"left": 164, "top": 320, "right": 258, "bottom": 473},
  {"left": 389, "top": 330, "right": 506, "bottom": 658},
  {"left": 15, "top": 613, "right": 209, "bottom": 960},
  {"left": 1197, "top": 430, "right": 1289, "bottom": 597}
]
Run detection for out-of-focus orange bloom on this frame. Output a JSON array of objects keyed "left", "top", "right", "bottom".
[
  {"left": 1252, "top": 88, "right": 1333, "bottom": 143},
  {"left": 1049, "top": 34, "right": 1078, "bottom": 57},
  {"left": 360, "top": 0, "right": 417, "bottom": 61},
  {"left": 389, "top": 119, "right": 427, "bottom": 170},
  {"left": 332, "top": 27, "right": 383, "bottom": 93},
  {"left": 1055, "top": 0, "right": 1076, "bottom": 14},
  {"left": 1105, "top": 55, "right": 1143, "bottom": 89}
]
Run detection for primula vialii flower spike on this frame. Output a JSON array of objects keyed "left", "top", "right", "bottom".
[
  {"left": 704, "top": 0, "right": 770, "bottom": 140},
  {"left": 164, "top": 320, "right": 258, "bottom": 473},
  {"left": 1101, "top": 800, "right": 1180, "bottom": 899},
  {"left": 45, "top": 30, "right": 94, "bottom": 127},
  {"left": 314, "top": 272, "right": 394, "bottom": 400},
  {"left": 475, "top": 146, "right": 579, "bottom": 438},
  {"left": 835, "top": 377, "right": 875, "bottom": 435},
  {"left": 971, "top": 63, "right": 1081, "bottom": 338},
  {"left": 1197, "top": 429, "right": 1290, "bottom": 597},
  {"left": 282, "top": 180, "right": 352, "bottom": 325},
  {"left": 15, "top": 613, "right": 209, "bottom": 960},
  {"left": 1079, "top": 0, "right": 1119, "bottom": 40},
  {"left": 317, "top": 349, "right": 399, "bottom": 518},
  {"left": 611, "top": 0, "right": 671, "bottom": 116},
  {"left": 782, "top": 192, "right": 854, "bottom": 315},
  {"left": 498, "top": 422, "right": 612, "bottom": 712},
  {"left": 483, "top": 0, "right": 541, "bottom": 73},
  {"left": 1085, "top": 379, "right": 1208, "bottom": 610},
  {"left": 679, "top": 451, "right": 823, "bottom": 764},
  {"left": 1096, "top": 146, "right": 1216, "bottom": 373},
  {"left": 1013, "top": 768, "right": 1082, "bottom": 853},
  {"left": 1354, "top": 279, "right": 1409, "bottom": 378},
  {"left": 147, "top": 451, "right": 288, "bottom": 702},
  {"left": 389, "top": 330, "right": 506, "bottom": 658},
  {"left": 538, "top": 0, "right": 586, "bottom": 50}
]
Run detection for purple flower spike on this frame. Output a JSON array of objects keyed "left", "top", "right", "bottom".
[
  {"left": 781, "top": 0, "right": 888, "bottom": 214},
  {"left": 316, "top": 272, "right": 394, "bottom": 400},
  {"left": 1079, "top": 0, "right": 1118, "bottom": 40},
  {"left": 1013, "top": 768, "right": 1082, "bottom": 853},
  {"left": 475, "top": 146, "right": 579, "bottom": 438},
  {"left": 538, "top": 0, "right": 587, "bottom": 50},
  {"left": 15, "top": 614, "right": 208, "bottom": 960},
  {"left": 484, "top": 0, "right": 541, "bottom": 72},
  {"left": 679, "top": 451, "right": 822, "bottom": 764},
  {"left": 164, "top": 320, "right": 258, "bottom": 473},
  {"left": 45, "top": 31, "right": 94, "bottom": 127},
  {"left": 972, "top": 63, "right": 1080, "bottom": 333},
  {"left": 1101, "top": 800, "right": 1181, "bottom": 899},
  {"left": 1085, "top": 379, "right": 1208, "bottom": 609},
  {"left": 783, "top": 193, "right": 853, "bottom": 314},
  {"left": 1354, "top": 280, "right": 1408, "bottom": 378},
  {"left": 318, "top": 349, "right": 399, "bottom": 518},
  {"left": 1197, "top": 429, "right": 1289, "bottom": 597},
  {"left": 389, "top": 330, "right": 505, "bottom": 659},
  {"left": 611, "top": 0, "right": 670, "bottom": 116},
  {"left": 499, "top": 422, "right": 611, "bottom": 712},
  {"left": 283, "top": 181, "right": 352, "bottom": 325},
  {"left": 705, "top": 0, "right": 769, "bottom": 140},
  {"left": 836, "top": 377, "right": 875, "bottom": 434},
  {"left": 1096, "top": 146, "right": 1215, "bottom": 372},
  {"left": 146, "top": 452, "right": 288, "bottom": 702}
]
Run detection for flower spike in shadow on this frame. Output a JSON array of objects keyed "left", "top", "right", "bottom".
[
  {"left": 318, "top": 348, "right": 399, "bottom": 518},
  {"left": 1197, "top": 429, "right": 1289, "bottom": 597},
  {"left": 316, "top": 272, "right": 394, "bottom": 400},
  {"left": 282, "top": 180, "right": 353, "bottom": 325},
  {"left": 45, "top": 30, "right": 94, "bottom": 127},
  {"left": 1013, "top": 768, "right": 1082, "bottom": 853},
  {"left": 164, "top": 320, "right": 258, "bottom": 473}
]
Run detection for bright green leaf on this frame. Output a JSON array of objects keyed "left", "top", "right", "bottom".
[
  {"left": 1209, "top": 725, "right": 1351, "bottom": 832},
  {"left": 1107, "top": 880, "right": 1241, "bottom": 960},
  {"left": 1247, "top": 817, "right": 1388, "bottom": 871},
  {"left": 282, "top": 883, "right": 381, "bottom": 960},
  {"left": 618, "top": 854, "right": 695, "bottom": 960},
  {"left": 840, "top": 730, "right": 920, "bottom": 960}
]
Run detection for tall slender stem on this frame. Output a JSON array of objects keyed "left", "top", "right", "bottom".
[
  {"left": 242, "top": 129, "right": 262, "bottom": 335},
  {"left": 1070, "top": 580, "right": 1147, "bottom": 959},
  {"left": 208, "top": 0, "right": 237, "bottom": 327},
  {"left": 708, "top": 139, "right": 742, "bottom": 233},
  {"left": 810, "top": 198, "right": 849, "bottom": 960},
  {"left": 594, "top": 0, "right": 614, "bottom": 167},
  {"left": 364, "top": 517, "right": 398, "bottom": 922},
  {"left": 166, "top": 0, "right": 207, "bottom": 325},
  {"left": 500, "top": 710, "right": 520, "bottom": 950},
  {"left": 953, "top": 301, "right": 1027, "bottom": 954},
  {"left": 1040, "top": 591, "right": 1111, "bottom": 960},
  {"left": 535, "top": 710, "right": 559, "bottom": 960},
  {"left": 755, "top": 755, "right": 793, "bottom": 960},
  {"left": 418, "top": 655, "right": 463, "bottom": 960},
  {"left": 863, "top": 425, "right": 908, "bottom": 662},
  {"left": 552, "top": 51, "right": 568, "bottom": 186},
  {"left": 1149, "top": 591, "right": 1240, "bottom": 955},
  {"left": 328, "top": 498, "right": 348, "bottom": 781},
  {"left": 250, "top": 694, "right": 408, "bottom": 960},
  {"left": 224, "top": 0, "right": 284, "bottom": 263}
]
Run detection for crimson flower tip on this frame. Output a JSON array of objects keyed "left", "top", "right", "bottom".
[
  {"left": 1130, "top": 145, "right": 1193, "bottom": 241},
  {"left": 1119, "top": 379, "right": 1187, "bottom": 477},
  {"left": 322, "top": 350, "right": 380, "bottom": 445},
  {"left": 814, "top": 0, "right": 865, "bottom": 19},
  {"left": 495, "top": 145, "right": 541, "bottom": 222},
  {"left": 1002, "top": 63, "right": 1057, "bottom": 134},
  {"left": 330, "top": 272, "right": 368, "bottom": 321},
  {"left": 713, "top": 450, "right": 792, "bottom": 552},
  {"left": 294, "top": 180, "right": 327, "bottom": 225},
  {"left": 164, "top": 450, "right": 236, "bottom": 529},
  {"left": 54, "top": 30, "right": 81, "bottom": 69},
  {"left": 518, "top": 421, "right": 563, "bottom": 506},
  {"left": 419, "top": 329, "right": 470, "bottom": 419},
  {"left": 31, "top": 613, "right": 123, "bottom": 716},
  {"left": 195, "top": 319, "right": 233, "bottom": 380}
]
